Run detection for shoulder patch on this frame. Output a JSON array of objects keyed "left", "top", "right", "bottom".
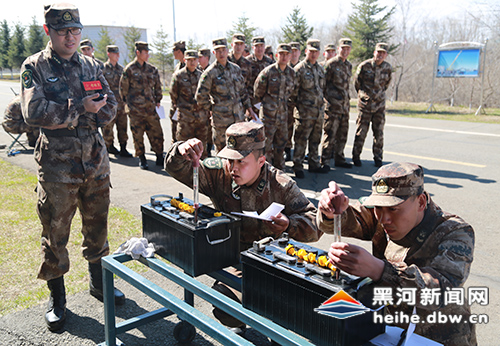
[
  {"left": 22, "top": 70, "right": 33, "bottom": 89},
  {"left": 202, "top": 157, "right": 223, "bottom": 169}
]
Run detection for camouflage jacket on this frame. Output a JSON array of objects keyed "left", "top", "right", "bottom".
[
  {"left": 170, "top": 66, "right": 202, "bottom": 113},
  {"left": 20, "top": 45, "right": 117, "bottom": 183},
  {"left": 120, "top": 58, "right": 162, "bottom": 114},
  {"left": 324, "top": 56, "right": 352, "bottom": 114},
  {"left": 228, "top": 52, "right": 253, "bottom": 105},
  {"left": 2, "top": 95, "right": 31, "bottom": 134},
  {"left": 195, "top": 60, "right": 251, "bottom": 127},
  {"left": 293, "top": 58, "right": 325, "bottom": 118},
  {"left": 103, "top": 60, "right": 124, "bottom": 98},
  {"left": 254, "top": 63, "right": 297, "bottom": 118},
  {"left": 354, "top": 58, "right": 392, "bottom": 112},
  {"left": 317, "top": 197, "right": 475, "bottom": 345},
  {"left": 165, "top": 142, "right": 323, "bottom": 250},
  {"left": 246, "top": 54, "right": 273, "bottom": 106}
]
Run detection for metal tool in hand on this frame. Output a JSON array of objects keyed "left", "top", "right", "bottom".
[
  {"left": 193, "top": 160, "right": 199, "bottom": 223},
  {"left": 333, "top": 214, "right": 341, "bottom": 280}
]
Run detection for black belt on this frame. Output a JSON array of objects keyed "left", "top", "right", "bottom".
[{"left": 41, "top": 127, "right": 98, "bottom": 137}]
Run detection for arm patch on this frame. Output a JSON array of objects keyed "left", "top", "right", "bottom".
[{"left": 202, "top": 157, "right": 223, "bottom": 169}]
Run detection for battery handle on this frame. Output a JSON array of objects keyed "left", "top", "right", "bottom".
[{"left": 205, "top": 229, "right": 232, "bottom": 245}]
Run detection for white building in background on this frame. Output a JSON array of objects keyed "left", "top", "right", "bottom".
[{"left": 81, "top": 25, "right": 147, "bottom": 65}]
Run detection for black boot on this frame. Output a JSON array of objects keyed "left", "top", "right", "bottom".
[
  {"left": 284, "top": 148, "right": 292, "bottom": 161},
  {"left": 45, "top": 276, "right": 66, "bottom": 332},
  {"left": 139, "top": 154, "right": 149, "bottom": 170},
  {"left": 119, "top": 144, "right": 133, "bottom": 157},
  {"left": 89, "top": 262, "right": 126, "bottom": 305},
  {"left": 156, "top": 153, "right": 165, "bottom": 166},
  {"left": 107, "top": 145, "right": 120, "bottom": 155}
]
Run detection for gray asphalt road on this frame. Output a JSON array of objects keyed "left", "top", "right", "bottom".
[{"left": 1, "top": 80, "right": 499, "bottom": 345}]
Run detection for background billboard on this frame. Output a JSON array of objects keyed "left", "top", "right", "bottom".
[{"left": 436, "top": 48, "right": 480, "bottom": 78}]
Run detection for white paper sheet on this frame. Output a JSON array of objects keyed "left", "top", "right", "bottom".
[
  {"left": 156, "top": 105, "right": 166, "bottom": 119},
  {"left": 231, "top": 202, "right": 284, "bottom": 221}
]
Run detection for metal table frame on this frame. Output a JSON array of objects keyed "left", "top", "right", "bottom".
[{"left": 98, "top": 253, "right": 315, "bottom": 346}]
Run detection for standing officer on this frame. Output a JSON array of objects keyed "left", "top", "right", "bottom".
[
  {"left": 285, "top": 42, "right": 301, "bottom": 161},
  {"left": 195, "top": 38, "right": 256, "bottom": 152},
  {"left": 198, "top": 48, "right": 211, "bottom": 72},
  {"left": 265, "top": 45, "right": 275, "bottom": 62},
  {"left": 102, "top": 45, "right": 132, "bottom": 157},
  {"left": 170, "top": 50, "right": 210, "bottom": 158},
  {"left": 320, "top": 38, "right": 353, "bottom": 169},
  {"left": 228, "top": 33, "right": 253, "bottom": 105},
  {"left": 292, "top": 39, "right": 327, "bottom": 179},
  {"left": 79, "top": 38, "right": 104, "bottom": 68},
  {"left": 20, "top": 3, "right": 125, "bottom": 332},
  {"left": 246, "top": 36, "right": 273, "bottom": 111},
  {"left": 170, "top": 40, "right": 187, "bottom": 143},
  {"left": 320, "top": 43, "right": 336, "bottom": 67},
  {"left": 120, "top": 41, "right": 164, "bottom": 170},
  {"left": 352, "top": 42, "right": 392, "bottom": 167},
  {"left": 254, "top": 43, "right": 296, "bottom": 170}
]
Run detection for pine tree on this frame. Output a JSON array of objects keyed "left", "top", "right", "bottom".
[
  {"left": 281, "top": 7, "right": 313, "bottom": 54},
  {"left": 25, "top": 17, "right": 46, "bottom": 56},
  {"left": 95, "top": 27, "right": 114, "bottom": 62},
  {"left": 0, "top": 20, "right": 11, "bottom": 77},
  {"left": 226, "top": 14, "right": 257, "bottom": 47},
  {"left": 149, "top": 25, "right": 173, "bottom": 90},
  {"left": 123, "top": 26, "right": 142, "bottom": 64},
  {"left": 7, "top": 22, "right": 26, "bottom": 72},
  {"left": 343, "top": 0, "right": 397, "bottom": 62}
]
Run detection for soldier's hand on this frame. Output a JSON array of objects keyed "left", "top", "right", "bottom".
[
  {"left": 328, "top": 242, "right": 384, "bottom": 281},
  {"left": 83, "top": 93, "right": 107, "bottom": 113},
  {"left": 178, "top": 138, "right": 203, "bottom": 163},
  {"left": 318, "top": 181, "right": 349, "bottom": 219},
  {"left": 266, "top": 213, "right": 289, "bottom": 233}
]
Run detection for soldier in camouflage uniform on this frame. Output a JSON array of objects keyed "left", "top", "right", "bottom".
[
  {"left": 320, "top": 43, "right": 336, "bottom": 67},
  {"left": 165, "top": 121, "right": 322, "bottom": 333},
  {"left": 170, "top": 50, "right": 210, "bottom": 158},
  {"left": 247, "top": 36, "right": 273, "bottom": 112},
  {"left": 102, "top": 45, "right": 132, "bottom": 157},
  {"left": 20, "top": 3, "right": 125, "bottom": 332},
  {"left": 254, "top": 43, "right": 297, "bottom": 170},
  {"left": 195, "top": 38, "right": 256, "bottom": 153},
  {"left": 285, "top": 42, "right": 301, "bottom": 161},
  {"left": 120, "top": 41, "right": 164, "bottom": 170},
  {"left": 352, "top": 42, "right": 392, "bottom": 167},
  {"left": 228, "top": 33, "right": 253, "bottom": 108},
  {"left": 320, "top": 38, "right": 353, "bottom": 169},
  {"left": 79, "top": 39, "right": 104, "bottom": 68},
  {"left": 317, "top": 162, "right": 476, "bottom": 346},
  {"left": 198, "top": 48, "right": 211, "bottom": 72},
  {"left": 292, "top": 39, "right": 327, "bottom": 178},
  {"left": 265, "top": 45, "right": 275, "bottom": 63},
  {"left": 3, "top": 95, "right": 40, "bottom": 147},
  {"left": 170, "top": 40, "right": 187, "bottom": 143}
]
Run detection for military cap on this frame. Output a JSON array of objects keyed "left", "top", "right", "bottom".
[
  {"left": 277, "top": 43, "right": 291, "bottom": 53},
  {"left": 212, "top": 37, "right": 227, "bottom": 50},
  {"left": 362, "top": 162, "right": 425, "bottom": 207},
  {"left": 172, "top": 40, "right": 186, "bottom": 51},
  {"left": 185, "top": 50, "right": 198, "bottom": 59},
  {"left": 252, "top": 36, "right": 265, "bottom": 45},
  {"left": 244, "top": 45, "right": 250, "bottom": 53},
  {"left": 306, "top": 39, "right": 321, "bottom": 51},
  {"left": 135, "top": 41, "right": 149, "bottom": 51},
  {"left": 375, "top": 42, "right": 389, "bottom": 52},
  {"left": 232, "top": 33, "right": 245, "bottom": 43},
  {"left": 339, "top": 38, "right": 352, "bottom": 48},
  {"left": 324, "top": 44, "right": 336, "bottom": 51},
  {"left": 80, "top": 39, "right": 93, "bottom": 49},
  {"left": 264, "top": 45, "right": 273, "bottom": 55},
  {"left": 106, "top": 45, "right": 119, "bottom": 53},
  {"left": 217, "top": 122, "right": 266, "bottom": 160},
  {"left": 289, "top": 42, "right": 300, "bottom": 50},
  {"left": 198, "top": 48, "right": 211, "bottom": 58},
  {"left": 44, "top": 3, "right": 83, "bottom": 30}
]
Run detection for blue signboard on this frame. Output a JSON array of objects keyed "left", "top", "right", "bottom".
[{"left": 436, "top": 49, "right": 480, "bottom": 78}]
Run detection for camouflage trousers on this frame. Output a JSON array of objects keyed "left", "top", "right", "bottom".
[
  {"left": 36, "top": 177, "right": 110, "bottom": 281},
  {"left": 176, "top": 110, "right": 210, "bottom": 159},
  {"left": 211, "top": 111, "right": 245, "bottom": 153},
  {"left": 262, "top": 111, "right": 288, "bottom": 170},
  {"left": 286, "top": 104, "right": 295, "bottom": 150},
  {"left": 352, "top": 109, "right": 385, "bottom": 161},
  {"left": 321, "top": 111, "right": 350, "bottom": 165},
  {"left": 102, "top": 102, "right": 128, "bottom": 147},
  {"left": 293, "top": 114, "right": 324, "bottom": 171},
  {"left": 129, "top": 110, "right": 165, "bottom": 156}
]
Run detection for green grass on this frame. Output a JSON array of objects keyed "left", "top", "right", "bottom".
[{"left": 0, "top": 159, "right": 145, "bottom": 317}]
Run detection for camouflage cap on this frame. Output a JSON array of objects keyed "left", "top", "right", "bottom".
[
  {"left": 375, "top": 42, "right": 389, "bottom": 52},
  {"left": 324, "top": 43, "right": 336, "bottom": 51},
  {"left": 277, "top": 43, "right": 291, "bottom": 53},
  {"left": 232, "top": 33, "right": 245, "bottom": 43},
  {"left": 362, "top": 162, "right": 425, "bottom": 207},
  {"left": 217, "top": 122, "right": 266, "bottom": 160},
  {"left": 80, "top": 38, "right": 93, "bottom": 49},
  {"left": 185, "top": 50, "right": 198, "bottom": 59},
  {"left": 252, "top": 36, "right": 265, "bottom": 45},
  {"left": 212, "top": 37, "right": 227, "bottom": 50},
  {"left": 307, "top": 39, "right": 321, "bottom": 51},
  {"left": 339, "top": 38, "right": 352, "bottom": 48},
  {"left": 44, "top": 3, "right": 83, "bottom": 30},
  {"left": 106, "top": 45, "right": 119, "bottom": 53},
  {"left": 198, "top": 48, "right": 211, "bottom": 57},
  {"left": 135, "top": 41, "right": 149, "bottom": 51},
  {"left": 265, "top": 45, "right": 273, "bottom": 55},
  {"left": 172, "top": 40, "right": 186, "bottom": 51},
  {"left": 289, "top": 42, "right": 300, "bottom": 50}
]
